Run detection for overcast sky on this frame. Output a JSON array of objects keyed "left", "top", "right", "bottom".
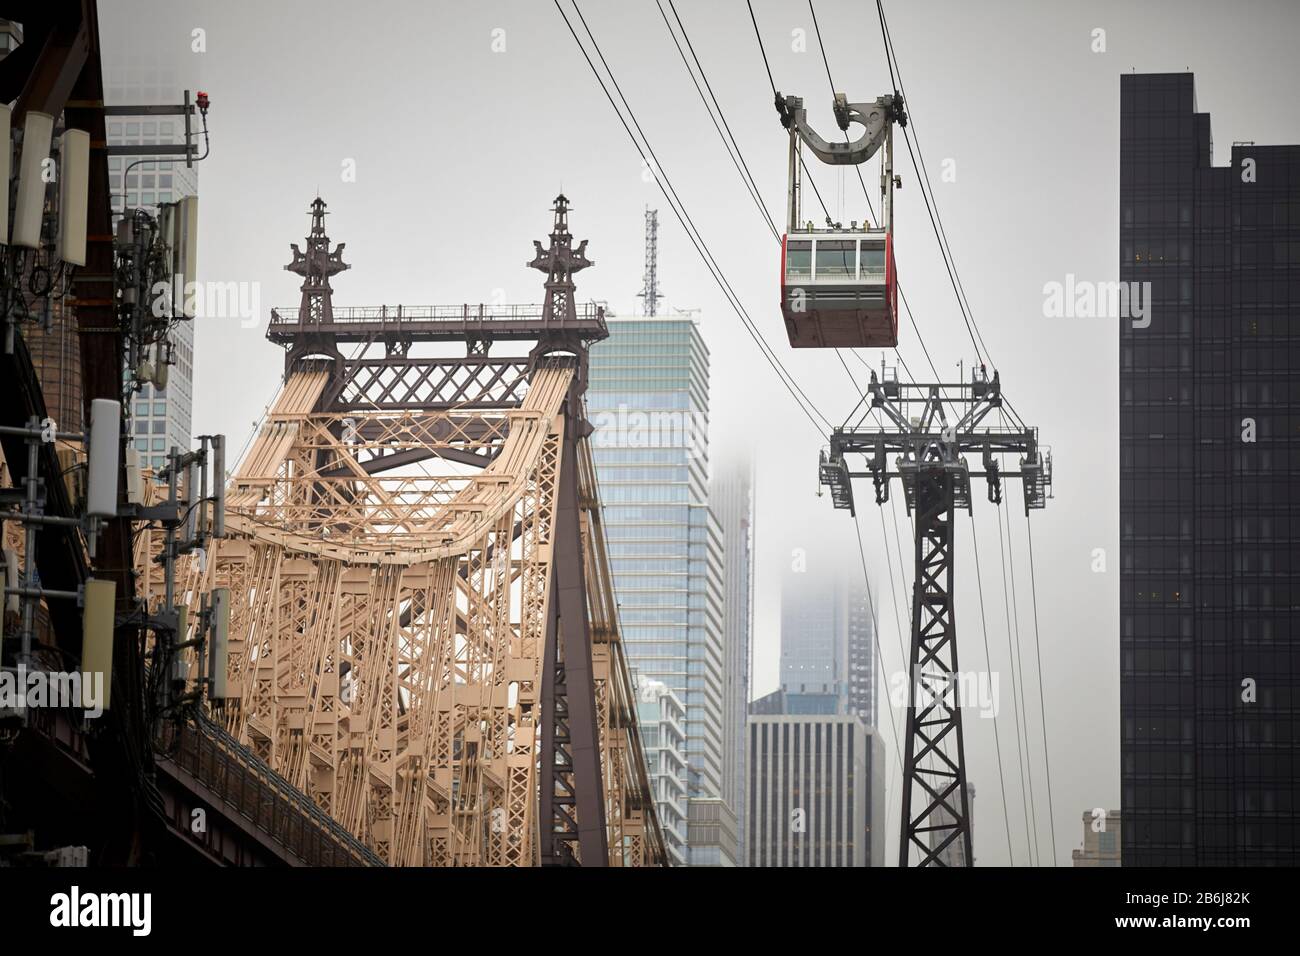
[{"left": 99, "top": 0, "right": 1300, "bottom": 866}]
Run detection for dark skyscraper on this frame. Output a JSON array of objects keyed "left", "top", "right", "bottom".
[{"left": 1120, "top": 72, "right": 1299, "bottom": 865}]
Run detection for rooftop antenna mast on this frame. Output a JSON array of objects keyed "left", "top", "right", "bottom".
[{"left": 638, "top": 207, "right": 661, "bottom": 316}]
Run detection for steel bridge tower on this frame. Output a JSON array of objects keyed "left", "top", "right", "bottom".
[
  {"left": 161, "top": 196, "right": 665, "bottom": 866},
  {"left": 819, "top": 365, "right": 1051, "bottom": 866}
]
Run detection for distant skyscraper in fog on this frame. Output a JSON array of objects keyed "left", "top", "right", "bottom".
[{"left": 780, "top": 567, "right": 875, "bottom": 724}]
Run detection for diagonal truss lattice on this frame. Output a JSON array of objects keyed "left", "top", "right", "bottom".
[{"left": 137, "top": 197, "right": 666, "bottom": 866}]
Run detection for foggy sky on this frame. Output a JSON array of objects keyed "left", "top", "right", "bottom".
[{"left": 98, "top": 0, "right": 1300, "bottom": 866}]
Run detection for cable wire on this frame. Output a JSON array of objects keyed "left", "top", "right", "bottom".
[
  {"left": 1025, "top": 513, "right": 1059, "bottom": 865},
  {"left": 657, "top": 0, "right": 779, "bottom": 242},
  {"left": 970, "top": 510, "right": 1016, "bottom": 865},
  {"left": 555, "top": 0, "right": 832, "bottom": 435},
  {"left": 998, "top": 496, "right": 1040, "bottom": 865},
  {"left": 872, "top": 0, "right": 986, "bottom": 366}
]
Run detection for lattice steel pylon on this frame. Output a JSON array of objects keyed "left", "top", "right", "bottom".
[
  {"left": 819, "top": 364, "right": 1052, "bottom": 867},
  {"left": 144, "top": 196, "right": 666, "bottom": 866},
  {"left": 637, "top": 207, "right": 660, "bottom": 317}
]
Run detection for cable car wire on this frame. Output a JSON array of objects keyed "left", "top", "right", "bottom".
[
  {"left": 871, "top": 10, "right": 1061, "bottom": 855},
  {"left": 813, "top": 2, "right": 1033, "bottom": 863},
  {"left": 1025, "top": 513, "right": 1059, "bottom": 865},
  {"left": 554, "top": 0, "right": 832, "bottom": 435},
  {"left": 806, "top": 0, "right": 977, "bottom": 369},
  {"left": 875, "top": 0, "right": 994, "bottom": 374},
  {"left": 755, "top": 0, "right": 1046, "bottom": 865},
  {"left": 795, "top": 1, "right": 953, "bottom": 396},
  {"left": 748, "top": 0, "right": 939, "bottom": 418},
  {"left": 807, "top": 1, "right": 878, "bottom": 228},
  {"left": 752, "top": 3, "right": 961, "bottom": 855},
  {"left": 814, "top": 0, "right": 982, "bottom": 367},
  {"left": 998, "top": 496, "right": 1040, "bottom": 863},
  {"left": 871, "top": 0, "right": 1029, "bottom": 434},
  {"left": 852, "top": 509, "right": 906, "bottom": 862},
  {"left": 671, "top": 9, "right": 929, "bottom": 786},
  {"left": 970, "top": 511, "right": 1017, "bottom": 866},
  {"left": 656, "top": 0, "right": 780, "bottom": 243}
]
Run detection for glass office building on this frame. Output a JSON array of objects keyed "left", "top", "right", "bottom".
[
  {"left": 745, "top": 714, "right": 886, "bottom": 867},
  {"left": 589, "top": 314, "right": 735, "bottom": 865},
  {"left": 631, "top": 673, "right": 689, "bottom": 867},
  {"left": 780, "top": 569, "right": 876, "bottom": 726},
  {"left": 1120, "top": 72, "right": 1299, "bottom": 865}
]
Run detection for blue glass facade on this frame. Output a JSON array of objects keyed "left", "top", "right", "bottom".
[{"left": 589, "top": 316, "right": 732, "bottom": 864}]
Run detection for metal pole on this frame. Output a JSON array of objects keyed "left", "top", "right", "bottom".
[
  {"left": 882, "top": 124, "right": 893, "bottom": 233},
  {"left": 19, "top": 417, "right": 40, "bottom": 665},
  {"left": 787, "top": 129, "right": 800, "bottom": 233}
]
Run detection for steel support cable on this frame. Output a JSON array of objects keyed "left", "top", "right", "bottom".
[
  {"left": 840, "top": 377, "right": 925, "bottom": 823},
  {"left": 852, "top": 509, "right": 905, "bottom": 861},
  {"left": 806, "top": 0, "right": 878, "bottom": 231},
  {"left": 995, "top": 407, "right": 1048, "bottom": 865},
  {"left": 874, "top": 4, "right": 1026, "bottom": 433},
  {"left": 970, "top": 510, "right": 1016, "bottom": 865},
  {"left": 868, "top": 10, "right": 1040, "bottom": 863},
  {"left": 811, "top": 0, "right": 1019, "bottom": 429},
  {"left": 858, "top": 407, "right": 915, "bottom": 662},
  {"left": 568, "top": 0, "right": 832, "bottom": 433},
  {"left": 664, "top": 0, "right": 905, "bottom": 455},
  {"left": 849, "top": 346, "right": 916, "bottom": 393},
  {"left": 755, "top": 0, "right": 936, "bottom": 411},
  {"left": 877, "top": 506, "right": 909, "bottom": 715},
  {"left": 870, "top": 0, "right": 985, "bottom": 369},
  {"left": 805, "top": 0, "right": 950, "bottom": 398},
  {"left": 895, "top": 125, "right": 983, "bottom": 367},
  {"left": 840, "top": 366, "right": 920, "bottom": 820},
  {"left": 886, "top": 488, "right": 932, "bottom": 796},
  {"left": 746, "top": 0, "right": 778, "bottom": 94},
  {"left": 692, "top": 0, "right": 945, "bottom": 434},
  {"left": 1025, "top": 514, "right": 1059, "bottom": 866},
  {"left": 759, "top": 7, "right": 1027, "bottom": 866},
  {"left": 656, "top": 0, "right": 779, "bottom": 242},
  {"left": 835, "top": 350, "right": 870, "bottom": 426},
  {"left": 874, "top": 0, "right": 1000, "bottom": 383},
  {"left": 556, "top": 0, "right": 831, "bottom": 435},
  {"left": 861, "top": 401, "right": 943, "bottom": 808},
  {"left": 624, "top": 13, "right": 909, "bottom": 832},
  {"left": 997, "top": 495, "right": 1039, "bottom": 866},
  {"left": 745, "top": 0, "right": 834, "bottom": 230}
]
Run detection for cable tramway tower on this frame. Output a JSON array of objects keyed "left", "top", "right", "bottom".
[{"left": 781, "top": 90, "right": 1053, "bottom": 868}]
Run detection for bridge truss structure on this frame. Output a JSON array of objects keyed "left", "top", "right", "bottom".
[{"left": 141, "top": 196, "right": 666, "bottom": 866}]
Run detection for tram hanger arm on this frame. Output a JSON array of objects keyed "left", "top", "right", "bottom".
[{"left": 777, "top": 92, "right": 905, "bottom": 166}]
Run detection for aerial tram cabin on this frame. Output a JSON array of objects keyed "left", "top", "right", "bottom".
[
  {"left": 776, "top": 92, "right": 905, "bottom": 350},
  {"left": 782, "top": 228, "right": 896, "bottom": 348}
]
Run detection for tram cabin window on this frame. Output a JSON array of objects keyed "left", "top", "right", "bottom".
[
  {"left": 860, "top": 240, "right": 886, "bottom": 279},
  {"left": 815, "top": 240, "right": 855, "bottom": 278},
  {"left": 786, "top": 240, "right": 811, "bottom": 277}
]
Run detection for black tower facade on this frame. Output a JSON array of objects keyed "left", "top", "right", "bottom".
[{"left": 1120, "top": 72, "right": 1300, "bottom": 865}]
